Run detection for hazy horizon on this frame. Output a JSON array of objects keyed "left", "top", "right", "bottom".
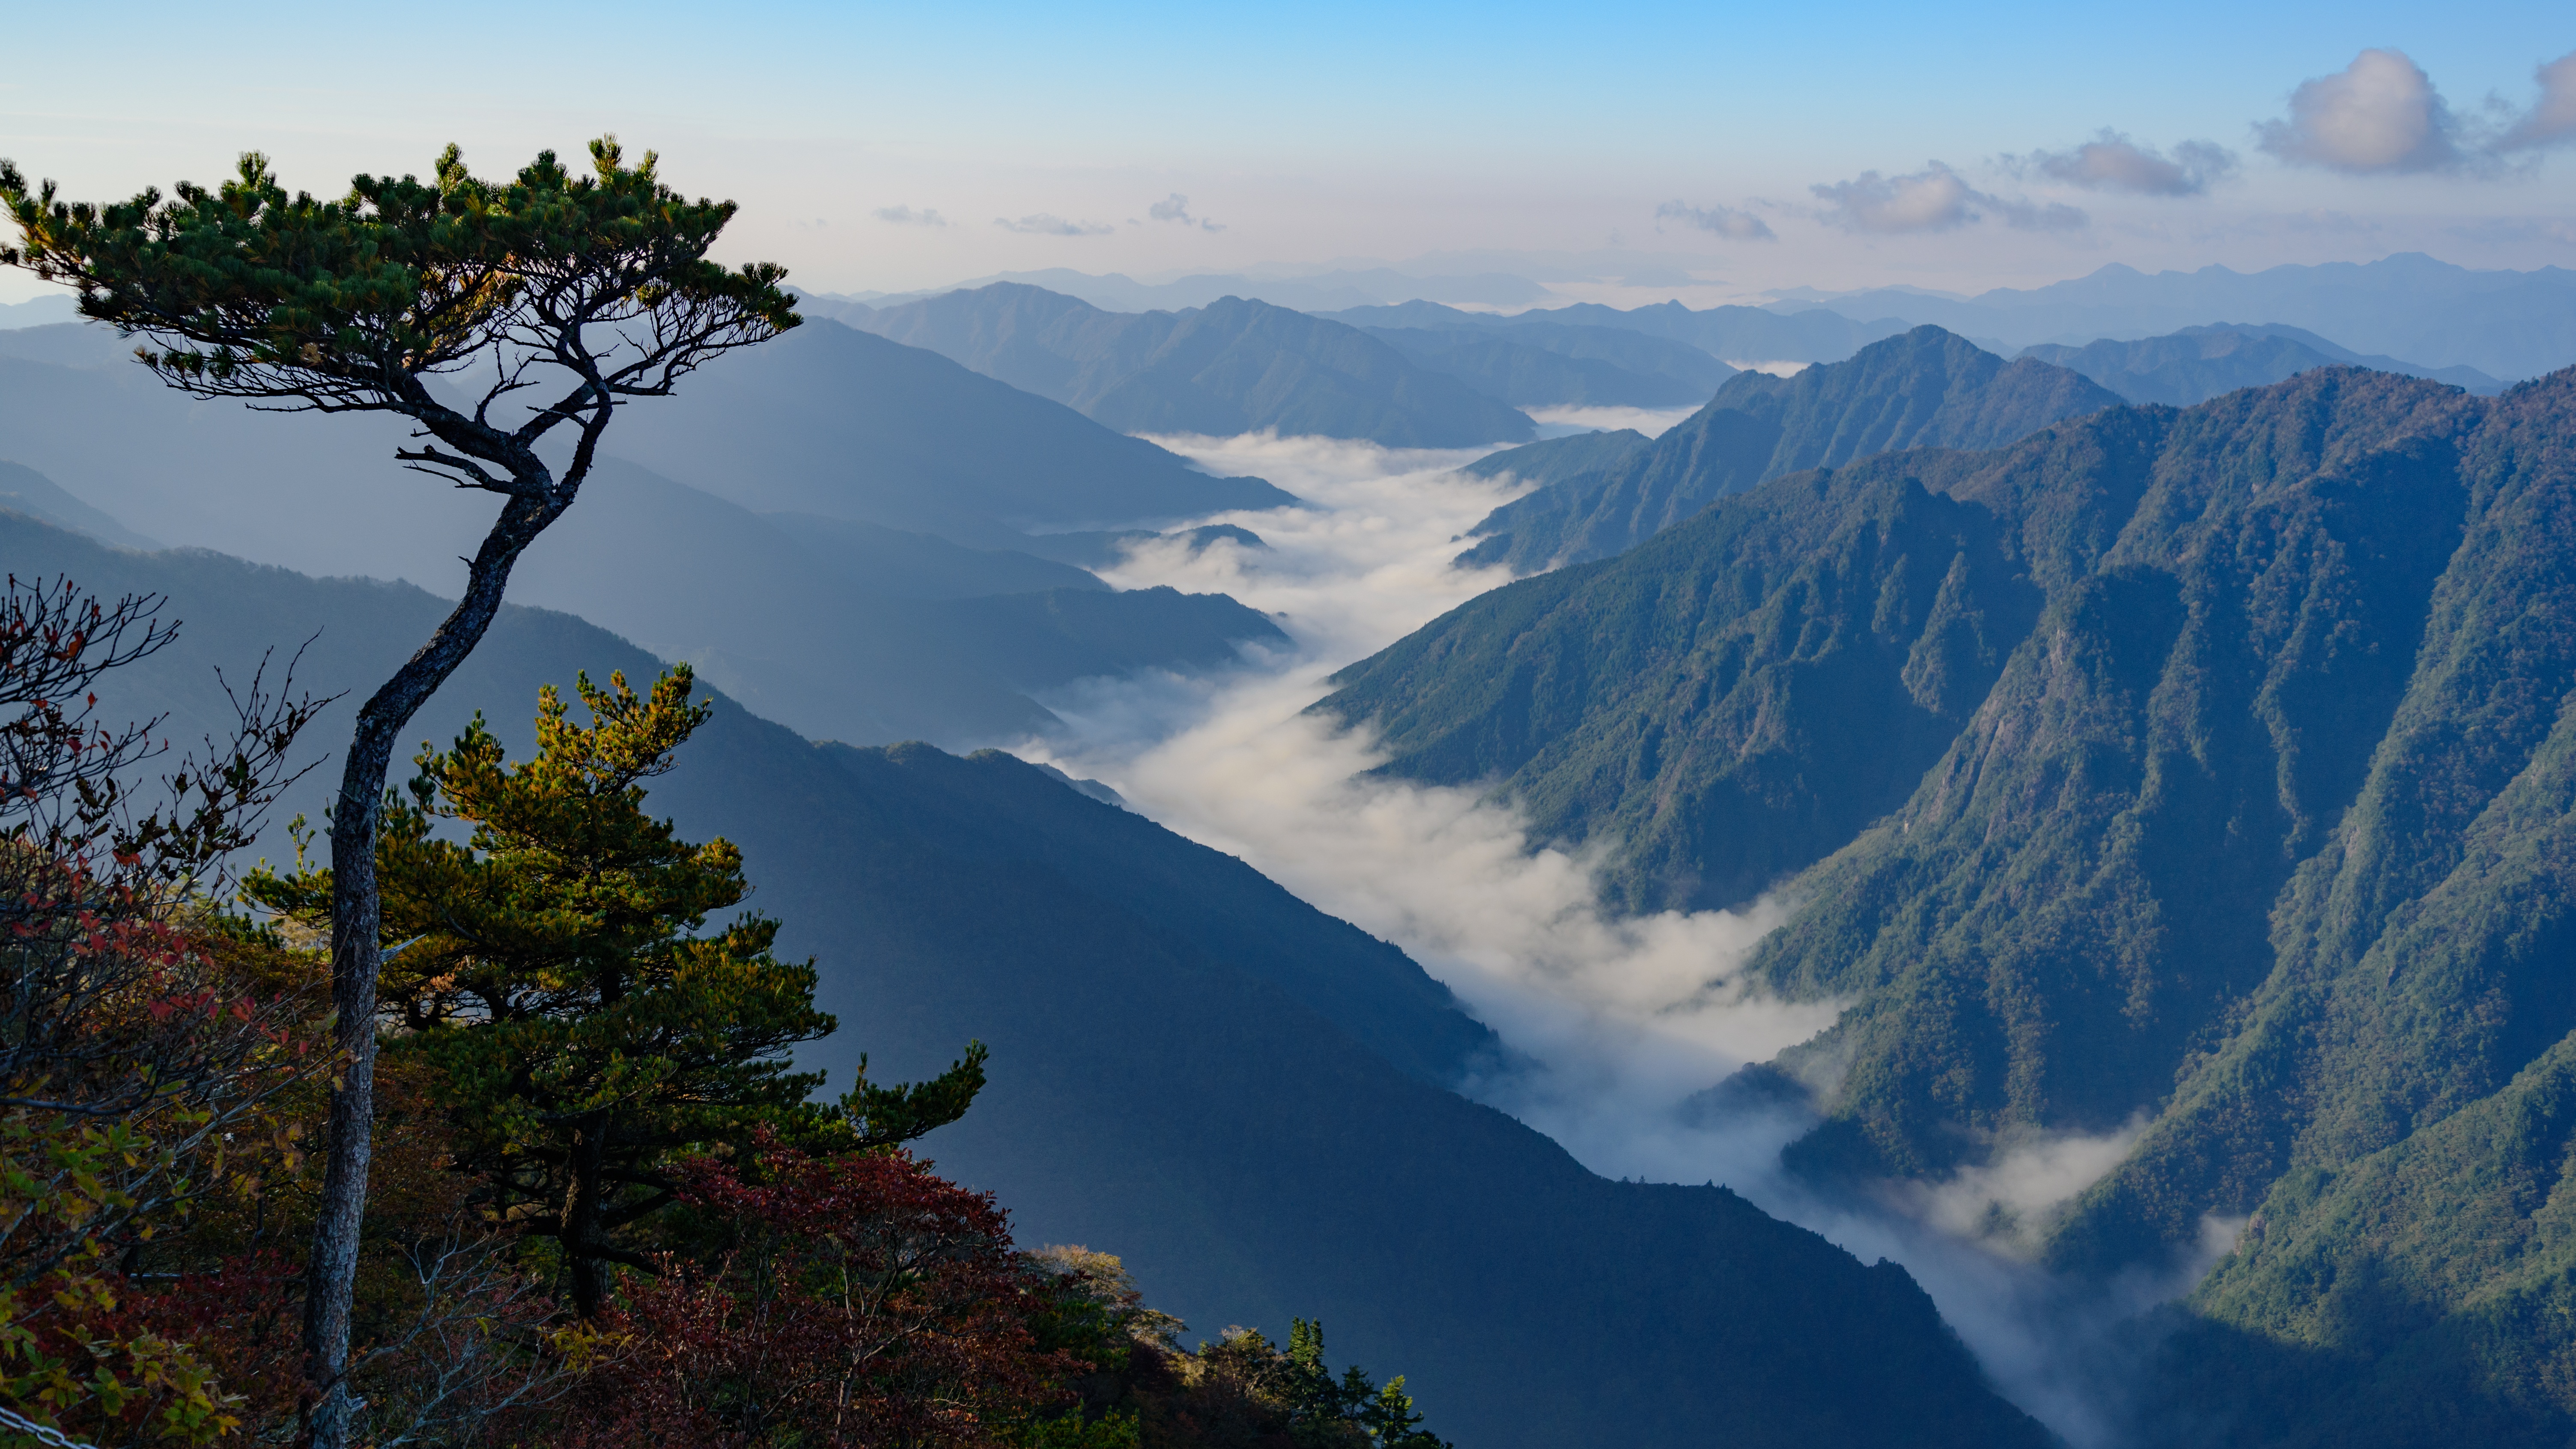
[{"left": 3, "top": 0, "right": 2570, "bottom": 307}]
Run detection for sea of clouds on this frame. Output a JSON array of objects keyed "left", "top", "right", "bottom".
[{"left": 1016, "top": 430, "right": 2233, "bottom": 1446}]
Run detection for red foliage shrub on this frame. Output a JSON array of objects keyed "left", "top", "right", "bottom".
[{"left": 558, "top": 1137, "right": 1074, "bottom": 1447}]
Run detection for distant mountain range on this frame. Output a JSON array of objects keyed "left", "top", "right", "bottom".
[
  {"left": 1361, "top": 322, "right": 1736, "bottom": 407},
  {"left": 837, "top": 283, "right": 1538, "bottom": 447},
  {"left": 1458, "top": 326, "right": 2121, "bottom": 572},
  {"left": 1319, "top": 297, "right": 1914, "bottom": 364},
  {"left": 810, "top": 266, "right": 1555, "bottom": 314},
  {"left": 2021, "top": 322, "right": 2506, "bottom": 405},
  {"left": 18, "top": 510, "right": 2051, "bottom": 1449},
  {"left": 0, "top": 321, "right": 1296, "bottom": 745},
  {"left": 1781, "top": 253, "right": 2576, "bottom": 380},
  {"left": 0, "top": 293, "right": 75, "bottom": 328},
  {"left": 0, "top": 457, "right": 157, "bottom": 549},
  {"left": 1323, "top": 359, "right": 2576, "bottom": 1443}
]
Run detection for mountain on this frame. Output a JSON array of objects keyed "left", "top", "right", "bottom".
[
  {"left": 802, "top": 267, "right": 1556, "bottom": 317},
  {"left": 503, "top": 456, "right": 1285, "bottom": 747},
  {"left": 849, "top": 283, "right": 1537, "bottom": 447},
  {"left": 1458, "top": 428, "right": 1654, "bottom": 488},
  {"left": 0, "top": 323, "right": 1288, "bottom": 748},
  {"left": 1322, "top": 361, "right": 2576, "bottom": 1442},
  {"left": 0, "top": 459, "right": 157, "bottom": 549},
  {"left": 1315, "top": 298, "right": 1913, "bottom": 364},
  {"left": 13, "top": 510, "right": 2051, "bottom": 1449},
  {"left": 1457, "top": 326, "right": 2121, "bottom": 572},
  {"left": 1784, "top": 254, "right": 2576, "bottom": 381},
  {"left": 758, "top": 513, "right": 1106, "bottom": 599},
  {"left": 1361, "top": 323, "right": 1736, "bottom": 407},
  {"left": 0, "top": 319, "right": 1294, "bottom": 573},
  {"left": 561, "top": 317, "right": 1300, "bottom": 547},
  {"left": 0, "top": 293, "right": 77, "bottom": 329},
  {"left": 2022, "top": 322, "right": 2507, "bottom": 405}
]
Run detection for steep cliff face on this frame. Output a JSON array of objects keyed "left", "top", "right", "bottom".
[{"left": 1332, "top": 367, "right": 2576, "bottom": 1439}]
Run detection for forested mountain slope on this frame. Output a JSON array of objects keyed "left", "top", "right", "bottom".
[
  {"left": 13, "top": 512, "right": 2050, "bottom": 1449},
  {"left": 1458, "top": 325, "right": 2120, "bottom": 572},
  {"left": 1324, "top": 363, "right": 2576, "bottom": 1443},
  {"left": 852, "top": 283, "right": 1538, "bottom": 447}
]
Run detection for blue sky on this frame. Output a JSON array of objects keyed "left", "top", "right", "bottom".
[{"left": 3, "top": 0, "right": 2571, "bottom": 301}]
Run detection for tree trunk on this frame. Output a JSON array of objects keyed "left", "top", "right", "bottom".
[
  {"left": 303, "top": 493, "right": 559, "bottom": 1449},
  {"left": 565, "top": 1111, "right": 612, "bottom": 1319}
]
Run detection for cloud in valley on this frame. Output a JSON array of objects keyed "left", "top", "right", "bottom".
[
  {"left": 1655, "top": 200, "right": 1777, "bottom": 241},
  {"left": 872, "top": 204, "right": 948, "bottom": 226},
  {"left": 1810, "top": 161, "right": 2087, "bottom": 234},
  {"left": 2499, "top": 50, "right": 2576, "bottom": 153},
  {"left": 994, "top": 212, "right": 1115, "bottom": 236},
  {"left": 1148, "top": 193, "right": 1226, "bottom": 231},
  {"left": 2008, "top": 131, "right": 2239, "bottom": 196},
  {"left": 1014, "top": 430, "right": 2229, "bottom": 1447},
  {"left": 2257, "top": 48, "right": 2470, "bottom": 174}
]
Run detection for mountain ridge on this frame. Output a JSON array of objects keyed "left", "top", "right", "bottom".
[
  {"left": 851, "top": 283, "right": 1538, "bottom": 447},
  {"left": 1457, "top": 325, "right": 2122, "bottom": 572}
]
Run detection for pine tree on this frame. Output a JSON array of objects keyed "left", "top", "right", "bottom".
[{"left": 249, "top": 667, "right": 983, "bottom": 1315}]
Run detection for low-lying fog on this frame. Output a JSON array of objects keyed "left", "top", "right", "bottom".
[{"left": 1016, "top": 427, "right": 2222, "bottom": 1447}]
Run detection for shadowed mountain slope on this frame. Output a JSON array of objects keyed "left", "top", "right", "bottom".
[
  {"left": 1324, "top": 363, "right": 2576, "bottom": 1442},
  {"left": 0, "top": 320, "right": 1293, "bottom": 566},
  {"left": 501, "top": 457, "right": 1284, "bottom": 747},
  {"left": 851, "top": 283, "right": 1537, "bottom": 447},
  {"left": 2022, "top": 322, "right": 2506, "bottom": 406},
  {"left": 571, "top": 317, "right": 1300, "bottom": 546},
  {"left": 0, "top": 323, "right": 1287, "bottom": 747},
  {"left": 1458, "top": 325, "right": 2121, "bottom": 572},
  {"left": 0, "top": 458, "right": 156, "bottom": 549},
  {"left": 12, "top": 511, "right": 2049, "bottom": 1449}
]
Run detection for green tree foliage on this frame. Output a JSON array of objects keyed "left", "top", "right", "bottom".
[
  {"left": 247, "top": 667, "right": 984, "bottom": 1315},
  {"left": 1021, "top": 1252, "right": 1449, "bottom": 1449},
  {"left": 2, "top": 137, "right": 799, "bottom": 1445}
]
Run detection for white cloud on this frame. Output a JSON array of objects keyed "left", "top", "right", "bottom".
[
  {"left": 1991, "top": 196, "right": 2091, "bottom": 232},
  {"left": 1147, "top": 193, "right": 1225, "bottom": 231},
  {"left": 1810, "top": 162, "right": 2088, "bottom": 235},
  {"left": 2499, "top": 49, "right": 2576, "bottom": 152},
  {"left": 872, "top": 204, "right": 947, "bottom": 227},
  {"left": 2009, "top": 131, "right": 2238, "bottom": 196},
  {"left": 993, "top": 213, "right": 1115, "bottom": 236},
  {"left": 1654, "top": 200, "right": 1777, "bottom": 241},
  {"left": 1812, "top": 162, "right": 1981, "bottom": 233},
  {"left": 2257, "top": 48, "right": 2467, "bottom": 173}
]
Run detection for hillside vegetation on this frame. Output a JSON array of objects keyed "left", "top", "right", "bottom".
[
  {"left": 5, "top": 512, "right": 2051, "bottom": 1449},
  {"left": 1325, "top": 363, "right": 2576, "bottom": 1440}
]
